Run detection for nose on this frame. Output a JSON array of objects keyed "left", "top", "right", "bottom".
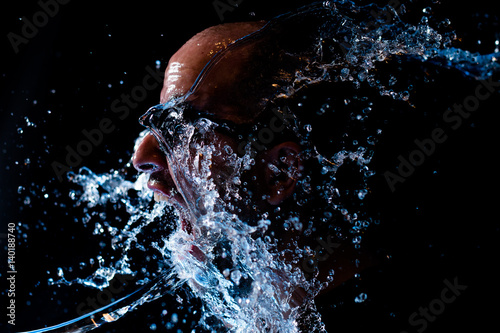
[{"left": 132, "top": 133, "right": 168, "bottom": 173}]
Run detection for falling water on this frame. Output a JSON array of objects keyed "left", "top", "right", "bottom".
[{"left": 18, "top": 1, "right": 498, "bottom": 332}]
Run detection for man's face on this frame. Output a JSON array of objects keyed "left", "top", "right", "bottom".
[{"left": 132, "top": 22, "right": 297, "bottom": 228}]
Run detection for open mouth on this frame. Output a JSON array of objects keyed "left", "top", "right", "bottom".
[
  {"left": 152, "top": 189, "right": 193, "bottom": 234},
  {"left": 148, "top": 173, "right": 183, "bottom": 207},
  {"left": 149, "top": 179, "right": 205, "bottom": 262}
]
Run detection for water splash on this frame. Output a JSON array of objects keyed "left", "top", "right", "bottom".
[{"left": 25, "top": 1, "right": 499, "bottom": 332}]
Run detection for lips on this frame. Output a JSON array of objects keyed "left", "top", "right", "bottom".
[{"left": 148, "top": 172, "right": 182, "bottom": 204}]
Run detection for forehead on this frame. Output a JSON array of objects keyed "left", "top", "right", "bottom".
[{"left": 160, "top": 22, "right": 266, "bottom": 105}]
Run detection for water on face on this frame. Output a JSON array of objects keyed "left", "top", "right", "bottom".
[{"left": 22, "top": 1, "right": 498, "bottom": 332}]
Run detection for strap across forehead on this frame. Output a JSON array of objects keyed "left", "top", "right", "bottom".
[{"left": 183, "top": 3, "right": 342, "bottom": 124}]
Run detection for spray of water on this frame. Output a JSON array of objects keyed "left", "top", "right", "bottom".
[{"left": 22, "top": 1, "right": 498, "bottom": 332}]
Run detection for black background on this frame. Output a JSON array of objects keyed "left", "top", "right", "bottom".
[{"left": 1, "top": 0, "right": 499, "bottom": 332}]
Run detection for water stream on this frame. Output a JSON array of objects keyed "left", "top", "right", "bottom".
[{"left": 18, "top": 1, "right": 498, "bottom": 332}]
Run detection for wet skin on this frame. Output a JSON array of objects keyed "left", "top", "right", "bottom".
[
  {"left": 132, "top": 22, "right": 372, "bottom": 300},
  {"left": 135, "top": 22, "right": 261, "bottom": 206},
  {"left": 133, "top": 21, "right": 300, "bottom": 218}
]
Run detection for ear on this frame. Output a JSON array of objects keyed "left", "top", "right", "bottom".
[{"left": 263, "top": 142, "right": 303, "bottom": 205}]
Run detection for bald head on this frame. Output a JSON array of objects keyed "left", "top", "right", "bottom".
[{"left": 160, "top": 22, "right": 266, "bottom": 103}]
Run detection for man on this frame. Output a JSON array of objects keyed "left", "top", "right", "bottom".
[{"left": 131, "top": 7, "right": 375, "bottom": 329}]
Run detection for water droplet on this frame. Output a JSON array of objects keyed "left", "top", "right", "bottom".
[
  {"left": 357, "top": 189, "right": 368, "bottom": 200},
  {"left": 194, "top": 270, "right": 208, "bottom": 286},
  {"left": 267, "top": 163, "right": 280, "bottom": 176},
  {"left": 355, "top": 293, "right": 368, "bottom": 303},
  {"left": 231, "top": 269, "right": 242, "bottom": 285},
  {"left": 340, "top": 68, "right": 350, "bottom": 81}
]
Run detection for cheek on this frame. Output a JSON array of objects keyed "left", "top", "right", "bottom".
[
  {"left": 210, "top": 135, "right": 240, "bottom": 179},
  {"left": 219, "top": 139, "right": 268, "bottom": 198},
  {"left": 194, "top": 133, "right": 266, "bottom": 203},
  {"left": 207, "top": 134, "right": 251, "bottom": 194}
]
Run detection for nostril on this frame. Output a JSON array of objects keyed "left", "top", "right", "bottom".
[
  {"left": 132, "top": 133, "right": 169, "bottom": 173},
  {"left": 139, "top": 163, "right": 158, "bottom": 172}
]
